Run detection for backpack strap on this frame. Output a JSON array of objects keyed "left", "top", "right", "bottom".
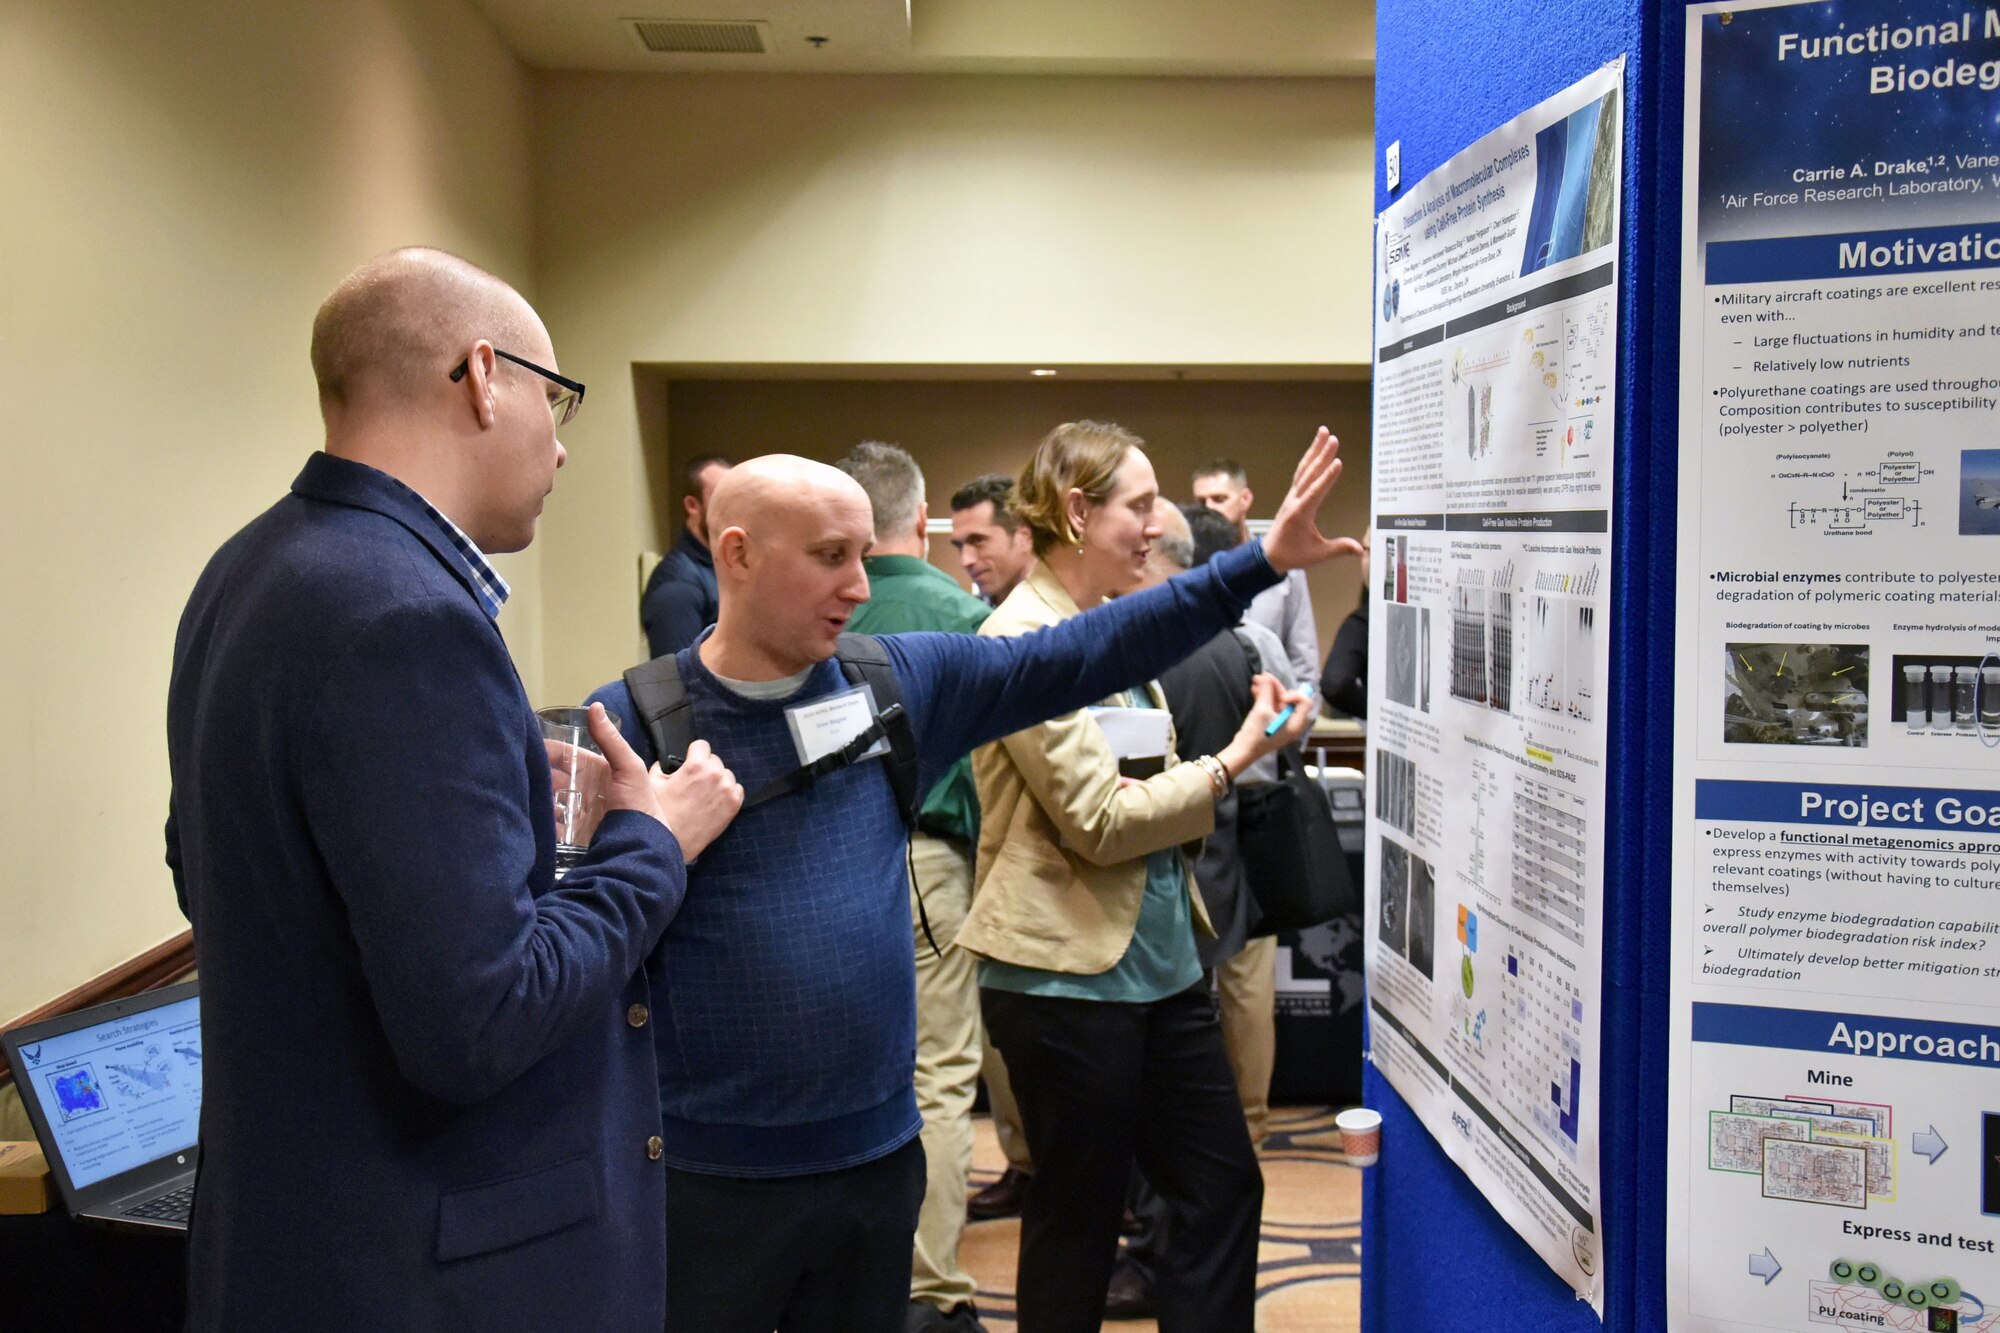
[
  {"left": 623, "top": 636, "right": 938, "bottom": 952},
  {"left": 742, "top": 705, "right": 904, "bottom": 809},
  {"left": 624, "top": 637, "right": 920, "bottom": 834},
  {"left": 622, "top": 653, "right": 698, "bottom": 773},
  {"left": 834, "top": 633, "right": 938, "bottom": 954},
  {"left": 1231, "top": 626, "right": 1265, "bottom": 687},
  {"left": 834, "top": 633, "right": 921, "bottom": 833}
]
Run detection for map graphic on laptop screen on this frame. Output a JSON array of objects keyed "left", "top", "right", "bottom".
[{"left": 14, "top": 992, "right": 202, "bottom": 1190}]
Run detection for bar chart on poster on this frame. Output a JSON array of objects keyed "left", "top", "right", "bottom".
[
  {"left": 1366, "top": 60, "right": 1624, "bottom": 1314},
  {"left": 1667, "top": 3, "right": 2000, "bottom": 1330}
]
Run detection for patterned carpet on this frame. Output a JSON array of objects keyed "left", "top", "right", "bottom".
[{"left": 960, "top": 1107, "right": 1362, "bottom": 1332}]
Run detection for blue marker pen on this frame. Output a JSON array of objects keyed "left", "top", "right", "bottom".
[{"left": 1264, "top": 683, "right": 1317, "bottom": 736}]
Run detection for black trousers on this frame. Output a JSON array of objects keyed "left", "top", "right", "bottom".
[
  {"left": 981, "top": 984, "right": 1264, "bottom": 1333},
  {"left": 663, "top": 1137, "right": 926, "bottom": 1333}
]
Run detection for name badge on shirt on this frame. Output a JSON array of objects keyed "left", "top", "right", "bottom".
[{"left": 784, "top": 685, "right": 891, "bottom": 768}]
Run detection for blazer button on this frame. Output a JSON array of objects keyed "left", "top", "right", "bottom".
[
  {"left": 627, "top": 1003, "right": 650, "bottom": 1028},
  {"left": 646, "top": 1136, "right": 664, "bottom": 1161}
]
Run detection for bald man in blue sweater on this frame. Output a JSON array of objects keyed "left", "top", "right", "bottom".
[{"left": 591, "top": 436, "right": 1357, "bottom": 1332}]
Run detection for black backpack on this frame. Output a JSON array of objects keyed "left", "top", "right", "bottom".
[{"left": 620, "top": 633, "right": 923, "bottom": 831}]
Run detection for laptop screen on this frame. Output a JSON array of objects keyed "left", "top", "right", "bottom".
[{"left": 12, "top": 992, "right": 202, "bottom": 1191}]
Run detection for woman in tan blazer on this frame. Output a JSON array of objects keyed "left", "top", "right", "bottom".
[{"left": 961, "top": 420, "right": 1316, "bottom": 1333}]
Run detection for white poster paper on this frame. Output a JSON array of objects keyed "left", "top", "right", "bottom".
[
  {"left": 1668, "top": 3, "right": 2000, "bottom": 1329},
  {"left": 1367, "top": 61, "right": 1624, "bottom": 1313}
]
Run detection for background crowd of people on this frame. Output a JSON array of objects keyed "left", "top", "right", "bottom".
[{"left": 166, "top": 248, "right": 1365, "bottom": 1333}]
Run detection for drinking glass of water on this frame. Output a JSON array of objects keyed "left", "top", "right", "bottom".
[{"left": 537, "top": 707, "right": 618, "bottom": 878}]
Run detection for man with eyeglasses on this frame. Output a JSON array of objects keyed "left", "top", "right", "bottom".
[{"left": 165, "top": 247, "right": 742, "bottom": 1331}]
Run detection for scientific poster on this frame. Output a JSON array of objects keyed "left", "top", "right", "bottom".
[
  {"left": 1667, "top": 3, "right": 2000, "bottom": 1330},
  {"left": 1367, "top": 61, "right": 1623, "bottom": 1311}
]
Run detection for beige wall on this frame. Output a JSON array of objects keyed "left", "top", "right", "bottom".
[
  {"left": 661, "top": 377, "right": 1372, "bottom": 651},
  {"left": 530, "top": 72, "right": 1374, "bottom": 702},
  {"left": 0, "top": 0, "right": 536, "bottom": 1021},
  {"left": 1, "top": 37, "right": 1375, "bottom": 1016}
]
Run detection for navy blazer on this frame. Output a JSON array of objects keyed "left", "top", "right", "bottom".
[{"left": 166, "top": 453, "right": 686, "bottom": 1330}]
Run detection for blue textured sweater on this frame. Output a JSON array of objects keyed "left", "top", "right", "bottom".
[{"left": 591, "top": 540, "right": 1280, "bottom": 1176}]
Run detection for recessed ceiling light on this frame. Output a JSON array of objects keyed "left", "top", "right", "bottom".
[{"left": 1031, "top": 368, "right": 1058, "bottom": 377}]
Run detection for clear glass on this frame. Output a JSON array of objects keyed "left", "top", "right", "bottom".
[
  {"left": 1931, "top": 667, "right": 1956, "bottom": 732},
  {"left": 538, "top": 706, "right": 620, "bottom": 877},
  {"left": 1955, "top": 667, "right": 1978, "bottom": 731},
  {"left": 1903, "top": 665, "right": 1928, "bottom": 731}
]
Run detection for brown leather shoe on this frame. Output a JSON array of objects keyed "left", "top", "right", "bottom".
[{"left": 966, "top": 1167, "right": 1031, "bottom": 1221}]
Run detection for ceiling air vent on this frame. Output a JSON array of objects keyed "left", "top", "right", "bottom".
[{"left": 628, "top": 19, "right": 770, "bottom": 54}]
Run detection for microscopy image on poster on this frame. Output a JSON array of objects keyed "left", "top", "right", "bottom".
[
  {"left": 1378, "top": 837, "right": 1411, "bottom": 956},
  {"left": 1407, "top": 851, "right": 1438, "bottom": 979},
  {"left": 1668, "top": 4, "right": 2000, "bottom": 1331},
  {"left": 1375, "top": 748, "right": 1419, "bottom": 835},
  {"left": 1384, "top": 603, "right": 1424, "bottom": 709},
  {"left": 1721, "top": 642, "right": 1870, "bottom": 747},
  {"left": 1368, "top": 61, "right": 1623, "bottom": 1314}
]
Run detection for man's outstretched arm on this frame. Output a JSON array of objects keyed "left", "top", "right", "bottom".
[
  {"left": 886, "top": 540, "right": 1268, "bottom": 784},
  {"left": 891, "top": 428, "right": 1359, "bottom": 783}
]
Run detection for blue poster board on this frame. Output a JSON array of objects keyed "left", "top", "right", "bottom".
[{"left": 1365, "top": 2, "right": 1685, "bottom": 1328}]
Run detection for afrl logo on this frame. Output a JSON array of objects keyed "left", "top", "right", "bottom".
[{"left": 1450, "top": 1110, "right": 1473, "bottom": 1139}]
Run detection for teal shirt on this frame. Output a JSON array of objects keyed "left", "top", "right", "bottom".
[
  {"left": 846, "top": 553, "right": 990, "bottom": 844},
  {"left": 978, "top": 688, "right": 1204, "bottom": 1003}
]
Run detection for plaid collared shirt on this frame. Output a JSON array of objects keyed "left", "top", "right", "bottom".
[{"left": 386, "top": 480, "right": 511, "bottom": 620}]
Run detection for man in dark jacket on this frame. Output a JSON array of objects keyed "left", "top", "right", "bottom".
[
  {"left": 641, "top": 453, "right": 734, "bottom": 658},
  {"left": 165, "top": 248, "right": 742, "bottom": 1331}
]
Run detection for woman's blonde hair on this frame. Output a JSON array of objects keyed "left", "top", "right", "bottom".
[{"left": 1013, "top": 420, "right": 1145, "bottom": 556}]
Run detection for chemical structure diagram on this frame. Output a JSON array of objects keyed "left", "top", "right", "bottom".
[
  {"left": 1783, "top": 453, "right": 1931, "bottom": 535},
  {"left": 1786, "top": 497, "right": 1924, "bottom": 533}
]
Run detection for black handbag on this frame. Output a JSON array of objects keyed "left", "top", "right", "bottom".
[{"left": 1236, "top": 746, "right": 1357, "bottom": 936}]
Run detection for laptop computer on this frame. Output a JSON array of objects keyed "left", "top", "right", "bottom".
[{"left": 2, "top": 980, "right": 201, "bottom": 1233}]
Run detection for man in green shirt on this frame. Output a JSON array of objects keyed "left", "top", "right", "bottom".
[{"left": 836, "top": 442, "right": 991, "bottom": 1333}]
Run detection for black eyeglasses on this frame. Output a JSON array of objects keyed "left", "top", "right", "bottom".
[{"left": 450, "top": 348, "right": 586, "bottom": 427}]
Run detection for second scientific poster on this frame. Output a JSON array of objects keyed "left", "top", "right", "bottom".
[
  {"left": 1367, "top": 61, "right": 1623, "bottom": 1311},
  {"left": 1667, "top": 3, "right": 2000, "bottom": 1330}
]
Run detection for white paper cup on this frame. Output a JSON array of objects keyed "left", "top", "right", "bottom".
[{"left": 1335, "top": 1107, "right": 1383, "bottom": 1166}]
